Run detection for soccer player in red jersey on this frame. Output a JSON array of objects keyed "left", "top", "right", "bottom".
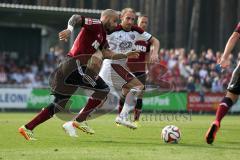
[
  {"left": 59, "top": 10, "right": 150, "bottom": 138},
  {"left": 205, "top": 22, "right": 240, "bottom": 144},
  {"left": 18, "top": 9, "right": 139, "bottom": 140},
  {"left": 62, "top": 8, "right": 159, "bottom": 132}
]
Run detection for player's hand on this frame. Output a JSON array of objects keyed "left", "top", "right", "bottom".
[
  {"left": 149, "top": 52, "right": 159, "bottom": 63},
  {"left": 218, "top": 55, "right": 230, "bottom": 69},
  {"left": 59, "top": 29, "right": 71, "bottom": 42},
  {"left": 126, "top": 51, "right": 140, "bottom": 59}
]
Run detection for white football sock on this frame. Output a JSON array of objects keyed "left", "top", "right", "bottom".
[{"left": 119, "top": 89, "right": 138, "bottom": 119}]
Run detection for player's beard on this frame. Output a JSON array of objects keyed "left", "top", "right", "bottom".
[{"left": 122, "top": 23, "right": 132, "bottom": 31}]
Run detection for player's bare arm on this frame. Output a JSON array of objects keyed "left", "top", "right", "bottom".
[
  {"left": 219, "top": 32, "right": 240, "bottom": 68},
  {"left": 85, "top": 50, "right": 103, "bottom": 79},
  {"left": 59, "top": 14, "right": 83, "bottom": 41},
  {"left": 102, "top": 49, "right": 140, "bottom": 60},
  {"left": 149, "top": 36, "right": 160, "bottom": 63},
  {"left": 85, "top": 49, "right": 139, "bottom": 79}
]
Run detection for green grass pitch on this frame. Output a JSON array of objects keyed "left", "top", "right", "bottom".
[{"left": 1, "top": 113, "right": 240, "bottom": 160}]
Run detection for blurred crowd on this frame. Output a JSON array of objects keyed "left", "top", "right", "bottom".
[
  {"left": 0, "top": 47, "right": 237, "bottom": 92},
  {"left": 0, "top": 46, "right": 65, "bottom": 88},
  {"left": 158, "top": 48, "right": 235, "bottom": 92}
]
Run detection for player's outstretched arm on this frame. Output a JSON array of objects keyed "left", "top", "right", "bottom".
[
  {"left": 102, "top": 49, "right": 140, "bottom": 60},
  {"left": 149, "top": 36, "right": 160, "bottom": 63},
  {"left": 219, "top": 32, "right": 240, "bottom": 68},
  {"left": 59, "top": 14, "right": 83, "bottom": 41}
]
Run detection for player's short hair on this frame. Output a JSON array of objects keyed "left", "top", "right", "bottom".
[
  {"left": 121, "top": 8, "right": 136, "bottom": 16},
  {"left": 101, "top": 9, "right": 118, "bottom": 18},
  {"left": 138, "top": 15, "right": 148, "bottom": 19}
]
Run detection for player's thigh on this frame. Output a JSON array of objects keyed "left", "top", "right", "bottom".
[
  {"left": 133, "top": 72, "right": 146, "bottom": 86},
  {"left": 93, "top": 76, "right": 110, "bottom": 96},
  {"left": 49, "top": 62, "right": 78, "bottom": 96},
  {"left": 124, "top": 77, "right": 144, "bottom": 90}
]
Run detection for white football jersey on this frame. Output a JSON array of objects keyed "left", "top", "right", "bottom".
[
  {"left": 104, "top": 25, "right": 152, "bottom": 65},
  {"left": 107, "top": 25, "right": 152, "bottom": 54},
  {"left": 99, "top": 25, "right": 152, "bottom": 88}
]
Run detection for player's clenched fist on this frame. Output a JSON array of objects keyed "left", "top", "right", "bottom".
[
  {"left": 218, "top": 56, "right": 230, "bottom": 69},
  {"left": 59, "top": 29, "right": 71, "bottom": 41}
]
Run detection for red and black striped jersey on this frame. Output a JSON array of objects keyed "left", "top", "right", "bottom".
[{"left": 68, "top": 17, "right": 108, "bottom": 65}]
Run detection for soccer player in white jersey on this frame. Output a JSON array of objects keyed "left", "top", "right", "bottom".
[
  {"left": 99, "top": 8, "right": 160, "bottom": 129},
  {"left": 118, "top": 15, "right": 152, "bottom": 127}
]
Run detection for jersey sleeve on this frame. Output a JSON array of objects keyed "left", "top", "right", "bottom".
[
  {"left": 82, "top": 18, "right": 101, "bottom": 30},
  {"left": 132, "top": 25, "right": 152, "bottom": 41},
  {"left": 234, "top": 22, "right": 240, "bottom": 34},
  {"left": 136, "top": 31, "right": 152, "bottom": 41}
]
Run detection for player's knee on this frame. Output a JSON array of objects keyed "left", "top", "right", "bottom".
[
  {"left": 45, "top": 103, "right": 55, "bottom": 116},
  {"left": 139, "top": 83, "right": 144, "bottom": 91},
  {"left": 122, "top": 87, "right": 130, "bottom": 96},
  {"left": 221, "top": 97, "right": 234, "bottom": 108},
  {"left": 133, "top": 83, "right": 144, "bottom": 92},
  {"left": 133, "top": 79, "right": 144, "bottom": 91},
  {"left": 130, "top": 87, "right": 143, "bottom": 97}
]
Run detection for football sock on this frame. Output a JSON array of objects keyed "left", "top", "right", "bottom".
[
  {"left": 134, "top": 99, "right": 142, "bottom": 121},
  {"left": 118, "top": 94, "right": 126, "bottom": 114},
  {"left": 75, "top": 98, "right": 102, "bottom": 122},
  {"left": 25, "top": 104, "right": 54, "bottom": 130},
  {"left": 215, "top": 97, "right": 233, "bottom": 123},
  {"left": 120, "top": 91, "right": 136, "bottom": 119}
]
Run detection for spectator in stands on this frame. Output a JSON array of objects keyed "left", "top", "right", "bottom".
[
  {"left": 0, "top": 65, "right": 7, "bottom": 84},
  {"left": 211, "top": 77, "right": 223, "bottom": 92},
  {"left": 187, "top": 76, "right": 195, "bottom": 92}
]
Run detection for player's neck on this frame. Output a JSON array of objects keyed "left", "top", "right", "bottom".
[{"left": 120, "top": 24, "right": 131, "bottom": 32}]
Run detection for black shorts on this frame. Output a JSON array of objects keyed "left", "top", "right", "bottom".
[
  {"left": 49, "top": 56, "right": 109, "bottom": 96},
  {"left": 227, "top": 64, "right": 240, "bottom": 95}
]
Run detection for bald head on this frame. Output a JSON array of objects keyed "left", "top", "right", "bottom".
[
  {"left": 100, "top": 9, "right": 119, "bottom": 33},
  {"left": 101, "top": 9, "right": 119, "bottom": 19}
]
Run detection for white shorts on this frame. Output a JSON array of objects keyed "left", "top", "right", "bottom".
[{"left": 99, "top": 59, "right": 135, "bottom": 90}]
